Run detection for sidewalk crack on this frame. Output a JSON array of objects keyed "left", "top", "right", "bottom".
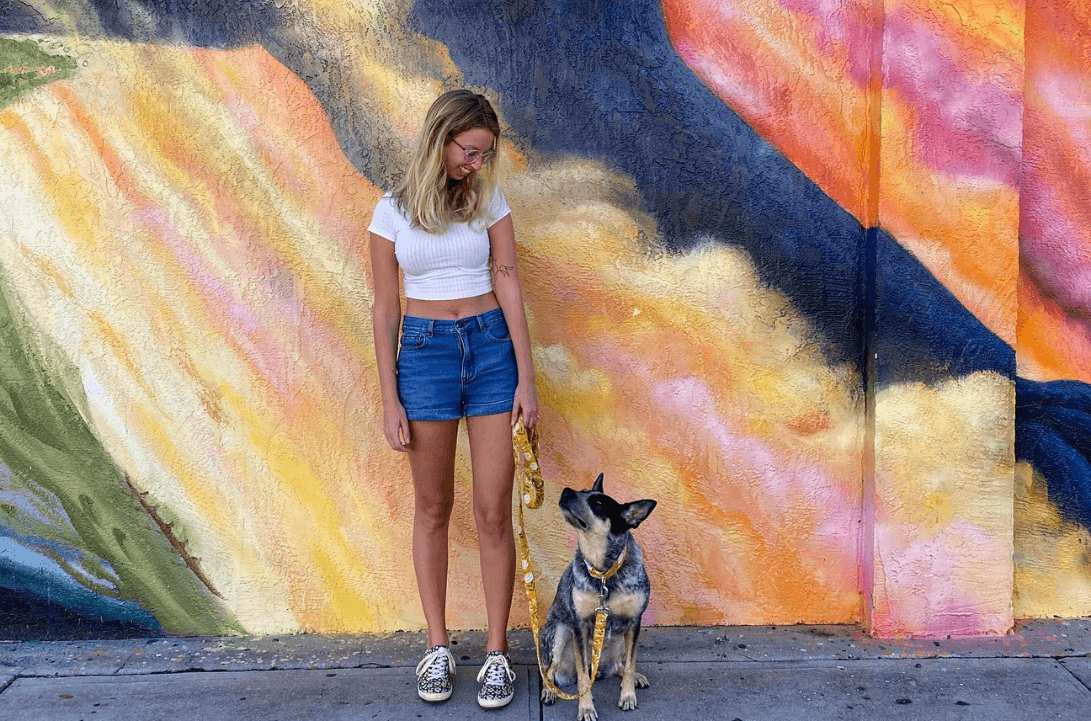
[{"left": 1058, "top": 659, "right": 1091, "bottom": 695}]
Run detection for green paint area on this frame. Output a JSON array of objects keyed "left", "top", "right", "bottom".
[
  {"left": 0, "top": 36, "right": 79, "bottom": 110},
  {"left": 0, "top": 270, "right": 242, "bottom": 635}
]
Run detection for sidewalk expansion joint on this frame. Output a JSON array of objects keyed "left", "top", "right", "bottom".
[
  {"left": 17, "top": 665, "right": 394, "bottom": 679},
  {"left": 13, "top": 655, "right": 1091, "bottom": 679},
  {"left": 0, "top": 676, "right": 13, "bottom": 696},
  {"left": 18, "top": 671, "right": 126, "bottom": 679},
  {"left": 1059, "top": 660, "right": 1091, "bottom": 694}
]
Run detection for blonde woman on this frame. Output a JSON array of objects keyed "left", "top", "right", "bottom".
[{"left": 368, "top": 89, "right": 538, "bottom": 708}]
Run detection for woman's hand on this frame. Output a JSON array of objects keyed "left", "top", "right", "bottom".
[
  {"left": 383, "top": 402, "right": 412, "bottom": 452},
  {"left": 511, "top": 379, "right": 540, "bottom": 429}
]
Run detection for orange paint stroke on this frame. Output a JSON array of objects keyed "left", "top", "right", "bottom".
[{"left": 1017, "top": 270, "right": 1091, "bottom": 382}]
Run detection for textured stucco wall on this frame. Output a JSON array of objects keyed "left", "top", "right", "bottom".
[
  {"left": 0, "top": 0, "right": 1089, "bottom": 639},
  {"left": 663, "top": 0, "right": 1022, "bottom": 637},
  {"left": 1013, "top": 0, "right": 1091, "bottom": 616},
  {"left": 871, "top": 0, "right": 1020, "bottom": 637}
]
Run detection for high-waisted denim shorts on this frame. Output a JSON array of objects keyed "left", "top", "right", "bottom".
[{"left": 396, "top": 307, "right": 518, "bottom": 421}]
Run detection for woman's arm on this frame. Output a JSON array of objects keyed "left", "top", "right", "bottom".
[
  {"left": 369, "top": 232, "right": 411, "bottom": 451},
  {"left": 488, "top": 214, "right": 539, "bottom": 428}
]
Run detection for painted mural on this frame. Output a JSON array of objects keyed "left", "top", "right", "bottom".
[{"left": 0, "top": 0, "right": 1088, "bottom": 639}]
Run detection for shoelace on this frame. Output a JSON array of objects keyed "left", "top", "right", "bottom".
[
  {"left": 477, "top": 654, "right": 515, "bottom": 686},
  {"left": 416, "top": 645, "right": 455, "bottom": 681}
]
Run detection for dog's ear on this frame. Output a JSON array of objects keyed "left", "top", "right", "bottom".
[
  {"left": 621, "top": 499, "right": 656, "bottom": 528},
  {"left": 592, "top": 473, "right": 604, "bottom": 493}
]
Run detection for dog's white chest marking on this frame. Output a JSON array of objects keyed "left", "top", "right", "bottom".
[
  {"left": 576, "top": 530, "right": 608, "bottom": 571},
  {"left": 573, "top": 587, "right": 645, "bottom": 620}
]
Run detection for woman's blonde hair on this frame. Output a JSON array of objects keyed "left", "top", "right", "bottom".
[{"left": 392, "top": 89, "right": 501, "bottom": 234}]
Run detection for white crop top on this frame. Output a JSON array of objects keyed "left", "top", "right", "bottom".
[{"left": 367, "top": 189, "right": 512, "bottom": 301}]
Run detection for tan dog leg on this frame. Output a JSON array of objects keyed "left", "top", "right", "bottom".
[
  {"left": 618, "top": 626, "right": 649, "bottom": 710},
  {"left": 541, "top": 628, "right": 570, "bottom": 705},
  {"left": 541, "top": 664, "right": 559, "bottom": 705},
  {"left": 572, "top": 630, "right": 597, "bottom": 721}
]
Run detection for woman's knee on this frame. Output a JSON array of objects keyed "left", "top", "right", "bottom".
[
  {"left": 415, "top": 494, "right": 454, "bottom": 530},
  {"left": 473, "top": 502, "right": 512, "bottom": 538}
]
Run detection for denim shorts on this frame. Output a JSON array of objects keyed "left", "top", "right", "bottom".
[{"left": 396, "top": 307, "right": 518, "bottom": 421}]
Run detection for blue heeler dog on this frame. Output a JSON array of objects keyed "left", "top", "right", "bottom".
[{"left": 539, "top": 473, "right": 657, "bottom": 721}]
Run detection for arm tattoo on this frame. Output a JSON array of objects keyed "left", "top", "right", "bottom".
[{"left": 490, "top": 255, "right": 514, "bottom": 279}]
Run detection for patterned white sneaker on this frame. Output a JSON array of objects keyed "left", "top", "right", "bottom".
[
  {"left": 476, "top": 651, "right": 516, "bottom": 708},
  {"left": 415, "top": 644, "right": 455, "bottom": 702}
]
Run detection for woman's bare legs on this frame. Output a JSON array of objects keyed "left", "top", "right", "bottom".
[
  {"left": 407, "top": 413, "right": 515, "bottom": 653},
  {"left": 407, "top": 419, "right": 460, "bottom": 648},
  {"left": 466, "top": 412, "right": 517, "bottom": 653}
]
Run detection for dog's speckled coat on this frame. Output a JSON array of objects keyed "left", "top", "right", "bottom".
[{"left": 539, "top": 474, "right": 656, "bottom": 721}]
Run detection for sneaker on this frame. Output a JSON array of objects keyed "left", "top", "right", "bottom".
[
  {"left": 476, "top": 651, "right": 516, "bottom": 708},
  {"left": 415, "top": 644, "right": 455, "bottom": 702}
]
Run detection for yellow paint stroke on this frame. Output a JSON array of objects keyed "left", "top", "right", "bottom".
[
  {"left": 1014, "top": 462, "right": 1091, "bottom": 618},
  {"left": 872, "top": 372, "right": 1015, "bottom": 637}
]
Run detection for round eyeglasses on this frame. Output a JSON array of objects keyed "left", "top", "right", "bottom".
[{"left": 450, "top": 138, "right": 496, "bottom": 165}]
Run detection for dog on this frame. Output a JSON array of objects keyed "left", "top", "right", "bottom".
[{"left": 539, "top": 473, "right": 657, "bottom": 721}]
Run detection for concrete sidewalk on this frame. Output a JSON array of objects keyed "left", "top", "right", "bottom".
[{"left": 2, "top": 620, "right": 1090, "bottom": 720}]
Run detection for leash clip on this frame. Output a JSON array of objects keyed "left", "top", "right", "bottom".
[{"left": 597, "top": 579, "right": 610, "bottom": 613}]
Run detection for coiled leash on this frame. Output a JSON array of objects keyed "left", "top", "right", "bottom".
[{"left": 512, "top": 419, "right": 624, "bottom": 700}]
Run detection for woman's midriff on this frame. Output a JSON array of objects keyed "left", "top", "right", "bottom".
[{"left": 404, "top": 291, "right": 500, "bottom": 320}]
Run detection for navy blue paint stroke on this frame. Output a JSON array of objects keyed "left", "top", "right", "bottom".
[
  {"left": 1017, "top": 379, "right": 1091, "bottom": 529},
  {"left": 0, "top": 585, "right": 160, "bottom": 641},
  {"left": 0, "top": 0, "right": 284, "bottom": 48},
  {"left": 93, "top": 0, "right": 283, "bottom": 47},
  {"left": 0, "top": 521, "right": 161, "bottom": 635},
  {"left": 0, "top": 0, "right": 47, "bottom": 33},
  {"left": 0, "top": 557, "right": 161, "bottom": 638}
]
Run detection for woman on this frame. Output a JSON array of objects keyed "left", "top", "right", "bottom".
[{"left": 367, "top": 89, "right": 538, "bottom": 708}]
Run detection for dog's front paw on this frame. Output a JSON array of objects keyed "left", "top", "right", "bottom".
[
  {"left": 619, "top": 691, "right": 639, "bottom": 711},
  {"left": 576, "top": 703, "right": 599, "bottom": 721},
  {"left": 634, "top": 671, "right": 649, "bottom": 688},
  {"left": 541, "top": 686, "right": 557, "bottom": 705}
]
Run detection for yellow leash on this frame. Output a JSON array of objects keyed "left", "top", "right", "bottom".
[{"left": 512, "top": 419, "right": 614, "bottom": 701}]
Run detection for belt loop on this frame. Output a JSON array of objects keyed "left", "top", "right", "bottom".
[
  {"left": 476, "top": 312, "right": 488, "bottom": 333},
  {"left": 426, "top": 319, "right": 435, "bottom": 336}
]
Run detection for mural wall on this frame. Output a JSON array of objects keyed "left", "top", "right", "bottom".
[
  {"left": 0, "top": 0, "right": 1088, "bottom": 639},
  {"left": 1015, "top": 0, "right": 1091, "bottom": 618}
]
